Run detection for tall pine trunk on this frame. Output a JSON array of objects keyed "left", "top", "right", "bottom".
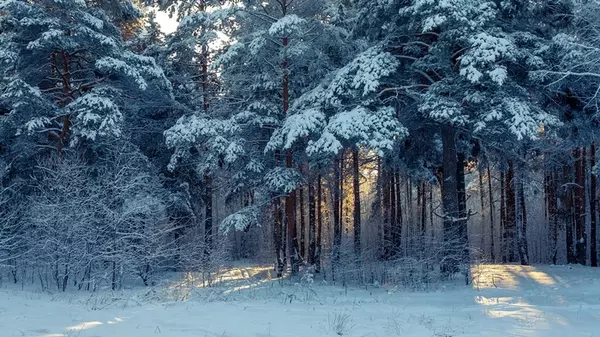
[
  {"left": 546, "top": 168, "right": 559, "bottom": 265},
  {"left": 591, "top": 144, "right": 598, "bottom": 267},
  {"left": 515, "top": 163, "right": 529, "bottom": 265},
  {"left": 332, "top": 156, "right": 342, "bottom": 277},
  {"left": 478, "top": 167, "right": 486, "bottom": 256},
  {"left": 382, "top": 168, "right": 391, "bottom": 259},
  {"left": 487, "top": 165, "right": 495, "bottom": 262},
  {"left": 394, "top": 171, "right": 403, "bottom": 255},
  {"left": 575, "top": 147, "right": 587, "bottom": 265},
  {"left": 308, "top": 180, "right": 316, "bottom": 266},
  {"left": 352, "top": 147, "right": 361, "bottom": 258},
  {"left": 316, "top": 174, "right": 323, "bottom": 273},
  {"left": 564, "top": 162, "right": 575, "bottom": 264},
  {"left": 199, "top": 8, "right": 212, "bottom": 260},
  {"left": 390, "top": 169, "right": 397, "bottom": 257},
  {"left": 280, "top": 2, "right": 299, "bottom": 274},
  {"left": 500, "top": 171, "right": 506, "bottom": 263},
  {"left": 505, "top": 161, "right": 516, "bottom": 263},
  {"left": 456, "top": 151, "right": 469, "bottom": 278},
  {"left": 299, "top": 185, "right": 306, "bottom": 261},
  {"left": 204, "top": 174, "right": 213, "bottom": 257},
  {"left": 420, "top": 182, "right": 427, "bottom": 235},
  {"left": 285, "top": 150, "right": 298, "bottom": 275},
  {"left": 273, "top": 198, "right": 284, "bottom": 277},
  {"left": 440, "top": 125, "right": 467, "bottom": 276}
]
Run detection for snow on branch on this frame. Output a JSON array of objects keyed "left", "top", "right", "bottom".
[
  {"left": 307, "top": 106, "right": 406, "bottom": 156},
  {"left": 67, "top": 92, "right": 123, "bottom": 142},
  {"left": 268, "top": 14, "right": 307, "bottom": 37},
  {"left": 264, "top": 167, "right": 304, "bottom": 194},
  {"left": 265, "top": 108, "right": 325, "bottom": 152},
  {"left": 459, "top": 33, "right": 515, "bottom": 85},
  {"left": 220, "top": 205, "right": 260, "bottom": 233},
  {"left": 327, "top": 46, "right": 399, "bottom": 105}
]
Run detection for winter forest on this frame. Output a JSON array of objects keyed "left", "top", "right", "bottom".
[{"left": 2, "top": 0, "right": 600, "bottom": 335}]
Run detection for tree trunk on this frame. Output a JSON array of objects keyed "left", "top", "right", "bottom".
[
  {"left": 546, "top": 167, "right": 559, "bottom": 265},
  {"left": 456, "top": 151, "right": 469, "bottom": 273},
  {"left": 333, "top": 156, "right": 342, "bottom": 276},
  {"left": 421, "top": 181, "right": 427, "bottom": 236},
  {"left": 505, "top": 161, "right": 517, "bottom": 262},
  {"left": 111, "top": 261, "right": 117, "bottom": 291},
  {"left": 308, "top": 180, "right": 316, "bottom": 266},
  {"left": 316, "top": 174, "right": 323, "bottom": 273},
  {"left": 285, "top": 151, "right": 298, "bottom": 275},
  {"left": 280, "top": 7, "right": 299, "bottom": 274},
  {"left": 478, "top": 166, "right": 486, "bottom": 257},
  {"left": 395, "top": 172, "right": 403, "bottom": 254},
  {"left": 339, "top": 150, "right": 345, "bottom": 244},
  {"left": 299, "top": 185, "right": 306, "bottom": 261},
  {"left": 590, "top": 144, "right": 597, "bottom": 267},
  {"left": 575, "top": 147, "right": 587, "bottom": 265},
  {"left": 390, "top": 169, "right": 397, "bottom": 258},
  {"left": 273, "top": 198, "right": 284, "bottom": 277},
  {"left": 50, "top": 51, "right": 74, "bottom": 155},
  {"left": 429, "top": 183, "right": 434, "bottom": 239},
  {"left": 500, "top": 172, "right": 508, "bottom": 263},
  {"left": 440, "top": 125, "right": 464, "bottom": 276},
  {"left": 199, "top": 7, "right": 213, "bottom": 260},
  {"left": 500, "top": 171, "right": 506, "bottom": 262},
  {"left": 407, "top": 178, "right": 413, "bottom": 229},
  {"left": 382, "top": 168, "right": 391, "bottom": 259},
  {"left": 352, "top": 147, "right": 361, "bottom": 258},
  {"left": 375, "top": 158, "right": 383, "bottom": 259},
  {"left": 204, "top": 173, "right": 213, "bottom": 257},
  {"left": 564, "top": 161, "right": 575, "bottom": 264},
  {"left": 515, "top": 164, "right": 529, "bottom": 265},
  {"left": 487, "top": 165, "right": 495, "bottom": 262}
]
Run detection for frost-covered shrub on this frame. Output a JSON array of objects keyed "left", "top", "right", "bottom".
[{"left": 13, "top": 144, "right": 175, "bottom": 291}]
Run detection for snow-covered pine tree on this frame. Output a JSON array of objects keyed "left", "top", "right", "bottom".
[
  {"left": 212, "top": 0, "right": 373, "bottom": 275},
  {"left": 528, "top": 0, "right": 600, "bottom": 266},
  {"left": 0, "top": 0, "right": 171, "bottom": 154},
  {"left": 0, "top": 0, "right": 176, "bottom": 290},
  {"left": 160, "top": 1, "right": 240, "bottom": 274},
  {"left": 335, "top": 0, "right": 559, "bottom": 274}
]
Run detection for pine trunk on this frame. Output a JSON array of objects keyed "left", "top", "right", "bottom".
[
  {"left": 421, "top": 182, "right": 427, "bottom": 235},
  {"left": 395, "top": 172, "right": 403, "bottom": 255},
  {"left": 546, "top": 168, "right": 559, "bottom": 265},
  {"left": 390, "top": 169, "right": 397, "bottom": 258},
  {"left": 333, "top": 156, "right": 342, "bottom": 276},
  {"left": 564, "top": 162, "right": 575, "bottom": 264},
  {"left": 516, "top": 164, "right": 529, "bottom": 265},
  {"left": 204, "top": 173, "right": 213, "bottom": 257},
  {"left": 500, "top": 171, "right": 507, "bottom": 263},
  {"left": 273, "top": 198, "right": 284, "bottom": 277},
  {"left": 316, "top": 174, "right": 323, "bottom": 273},
  {"left": 308, "top": 180, "right": 316, "bottom": 266},
  {"left": 352, "top": 147, "right": 361, "bottom": 258},
  {"left": 487, "top": 165, "right": 495, "bottom": 262},
  {"left": 590, "top": 143, "right": 598, "bottom": 267},
  {"left": 591, "top": 144, "right": 598, "bottom": 267},
  {"left": 285, "top": 151, "right": 298, "bottom": 275},
  {"left": 505, "top": 161, "right": 517, "bottom": 262},
  {"left": 456, "top": 151, "right": 469, "bottom": 275},
  {"left": 382, "top": 168, "right": 391, "bottom": 259},
  {"left": 478, "top": 166, "right": 486, "bottom": 256},
  {"left": 299, "top": 185, "right": 306, "bottom": 261},
  {"left": 575, "top": 147, "right": 587, "bottom": 265},
  {"left": 440, "top": 125, "right": 465, "bottom": 276}
]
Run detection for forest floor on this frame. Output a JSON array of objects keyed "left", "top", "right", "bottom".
[{"left": 1, "top": 264, "right": 599, "bottom": 337}]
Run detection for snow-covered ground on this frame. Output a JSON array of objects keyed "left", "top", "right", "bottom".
[{"left": 1, "top": 264, "right": 599, "bottom": 337}]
